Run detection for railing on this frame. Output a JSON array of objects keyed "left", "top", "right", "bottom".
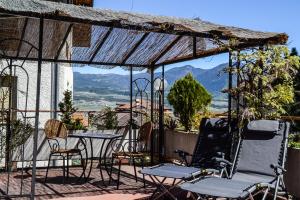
[{"left": 10, "top": 109, "right": 300, "bottom": 125}]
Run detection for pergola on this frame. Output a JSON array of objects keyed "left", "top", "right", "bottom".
[{"left": 0, "top": 0, "right": 288, "bottom": 199}]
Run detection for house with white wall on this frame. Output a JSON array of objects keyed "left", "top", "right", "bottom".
[{"left": 0, "top": 61, "right": 73, "bottom": 128}]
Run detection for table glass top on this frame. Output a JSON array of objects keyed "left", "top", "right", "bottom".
[{"left": 68, "top": 132, "right": 123, "bottom": 139}]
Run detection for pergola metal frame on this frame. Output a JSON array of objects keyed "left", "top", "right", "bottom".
[{"left": 0, "top": 1, "right": 288, "bottom": 199}]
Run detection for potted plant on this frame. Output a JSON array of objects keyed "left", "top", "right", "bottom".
[
  {"left": 0, "top": 83, "right": 34, "bottom": 171},
  {"left": 284, "top": 133, "right": 300, "bottom": 198},
  {"left": 1, "top": 119, "right": 34, "bottom": 171}
]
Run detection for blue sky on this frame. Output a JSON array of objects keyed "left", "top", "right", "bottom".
[{"left": 74, "top": 0, "right": 300, "bottom": 75}]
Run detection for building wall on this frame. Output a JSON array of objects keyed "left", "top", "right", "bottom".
[{"left": 0, "top": 60, "right": 73, "bottom": 128}]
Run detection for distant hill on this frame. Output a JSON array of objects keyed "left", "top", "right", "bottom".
[{"left": 73, "top": 63, "right": 229, "bottom": 110}]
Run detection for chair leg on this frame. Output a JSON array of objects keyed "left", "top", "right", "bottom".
[
  {"left": 132, "top": 157, "right": 138, "bottom": 182},
  {"left": 75, "top": 152, "right": 85, "bottom": 183},
  {"left": 62, "top": 156, "right": 65, "bottom": 184},
  {"left": 79, "top": 152, "right": 86, "bottom": 178},
  {"left": 273, "top": 177, "right": 281, "bottom": 200},
  {"left": 45, "top": 153, "right": 52, "bottom": 183},
  {"left": 109, "top": 156, "right": 114, "bottom": 185},
  {"left": 66, "top": 153, "right": 69, "bottom": 180},
  {"left": 141, "top": 157, "right": 146, "bottom": 188},
  {"left": 262, "top": 186, "right": 270, "bottom": 200},
  {"left": 117, "top": 158, "right": 122, "bottom": 190}
]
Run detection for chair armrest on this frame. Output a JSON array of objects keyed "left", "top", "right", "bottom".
[
  {"left": 174, "top": 149, "right": 191, "bottom": 157},
  {"left": 212, "top": 157, "right": 232, "bottom": 167},
  {"left": 174, "top": 149, "right": 192, "bottom": 166},
  {"left": 271, "top": 164, "right": 286, "bottom": 175},
  {"left": 215, "top": 152, "right": 225, "bottom": 158}
]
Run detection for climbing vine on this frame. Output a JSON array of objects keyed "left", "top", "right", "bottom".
[{"left": 228, "top": 45, "right": 300, "bottom": 120}]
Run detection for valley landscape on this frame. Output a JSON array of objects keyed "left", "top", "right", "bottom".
[{"left": 73, "top": 63, "right": 229, "bottom": 112}]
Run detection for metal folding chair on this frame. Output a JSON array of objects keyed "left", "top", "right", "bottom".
[
  {"left": 109, "top": 121, "right": 152, "bottom": 189},
  {"left": 44, "top": 119, "right": 85, "bottom": 183}
]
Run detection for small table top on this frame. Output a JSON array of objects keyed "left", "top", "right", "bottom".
[{"left": 68, "top": 132, "right": 123, "bottom": 139}]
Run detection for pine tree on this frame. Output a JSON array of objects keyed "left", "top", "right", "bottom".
[
  {"left": 167, "top": 73, "right": 212, "bottom": 131},
  {"left": 58, "top": 89, "right": 77, "bottom": 129}
]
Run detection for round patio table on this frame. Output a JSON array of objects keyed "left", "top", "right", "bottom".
[{"left": 68, "top": 132, "right": 123, "bottom": 185}]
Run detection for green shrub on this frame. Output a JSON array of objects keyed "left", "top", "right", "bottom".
[
  {"left": 164, "top": 113, "right": 178, "bottom": 130},
  {"left": 90, "top": 106, "right": 118, "bottom": 130},
  {"left": 289, "top": 134, "right": 300, "bottom": 149},
  {"left": 167, "top": 73, "right": 212, "bottom": 132},
  {"left": 0, "top": 120, "right": 34, "bottom": 161}
]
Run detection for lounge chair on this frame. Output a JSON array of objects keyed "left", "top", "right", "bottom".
[
  {"left": 140, "top": 118, "right": 236, "bottom": 200},
  {"left": 180, "top": 119, "right": 290, "bottom": 200}
]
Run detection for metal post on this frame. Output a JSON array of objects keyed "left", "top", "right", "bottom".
[
  {"left": 31, "top": 17, "right": 43, "bottom": 200},
  {"left": 159, "top": 65, "right": 165, "bottom": 162},
  {"left": 54, "top": 63, "right": 59, "bottom": 119},
  {"left": 236, "top": 51, "right": 240, "bottom": 123},
  {"left": 5, "top": 59, "right": 13, "bottom": 172},
  {"left": 258, "top": 46, "right": 264, "bottom": 118},
  {"left": 150, "top": 67, "right": 154, "bottom": 164},
  {"left": 129, "top": 67, "right": 133, "bottom": 152},
  {"left": 162, "top": 66, "right": 165, "bottom": 160},
  {"left": 228, "top": 52, "right": 233, "bottom": 133}
]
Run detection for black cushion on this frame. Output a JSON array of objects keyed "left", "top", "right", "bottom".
[{"left": 243, "top": 120, "right": 280, "bottom": 140}]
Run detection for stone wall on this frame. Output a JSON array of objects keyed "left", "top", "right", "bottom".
[{"left": 164, "top": 129, "right": 198, "bottom": 162}]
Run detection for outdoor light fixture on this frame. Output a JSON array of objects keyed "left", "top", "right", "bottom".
[
  {"left": 135, "top": 98, "right": 140, "bottom": 106},
  {"left": 154, "top": 78, "right": 168, "bottom": 91},
  {"left": 153, "top": 77, "right": 168, "bottom": 162}
]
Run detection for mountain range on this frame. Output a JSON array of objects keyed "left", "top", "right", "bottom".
[{"left": 73, "top": 63, "right": 229, "bottom": 111}]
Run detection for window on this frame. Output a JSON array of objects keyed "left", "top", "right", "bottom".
[{"left": 0, "top": 76, "right": 17, "bottom": 123}]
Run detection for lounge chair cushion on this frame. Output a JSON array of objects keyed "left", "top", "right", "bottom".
[
  {"left": 237, "top": 121, "right": 285, "bottom": 176},
  {"left": 245, "top": 120, "right": 279, "bottom": 134},
  {"left": 232, "top": 172, "right": 275, "bottom": 185},
  {"left": 180, "top": 177, "right": 263, "bottom": 198},
  {"left": 140, "top": 163, "right": 202, "bottom": 179}
]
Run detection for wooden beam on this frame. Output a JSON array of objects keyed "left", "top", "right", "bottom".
[
  {"left": 0, "top": 55, "right": 150, "bottom": 68},
  {"left": 54, "top": 23, "right": 73, "bottom": 61},
  {"left": 120, "top": 32, "right": 149, "bottom": 65},
  {"left": 155, "top": 41, "right": 266, "bottom": 67},
  {"left": 150, "top": 35, "right": 183, "bottom": 65},
  {"left": 0, "top": 11, "right": 287, "bottom": 45},
  {"left": 193, "top": 36, "right": 197, "bottom": 57},
  {"left": 89, "top": 27, "right": 113, "bottom": 64}
]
